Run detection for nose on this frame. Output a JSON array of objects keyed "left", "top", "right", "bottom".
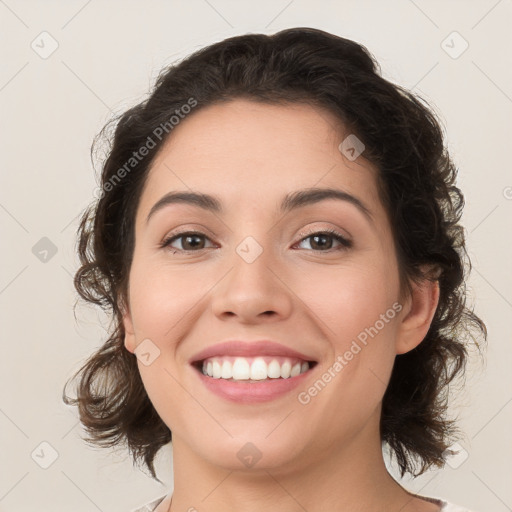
[{"left": 210, "top": 241, "right": 293, "bottom": 324}]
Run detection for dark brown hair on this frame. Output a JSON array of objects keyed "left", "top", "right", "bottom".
[{"left": 62, "top": 27, "right": 487, "bottom": 482}]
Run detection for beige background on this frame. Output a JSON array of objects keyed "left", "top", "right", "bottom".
[{"left": 1, "top": 1, "right": 511, "bottom": 511}]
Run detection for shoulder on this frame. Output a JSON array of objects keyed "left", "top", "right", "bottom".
[
  {"left": 131, "top": 495, "right": 167, "bottom": 512},
  {"left": 131, "top": 495, "right": 476, "bottom": 512},
  {"left": 414, "top": 494, "right": 476, "bottom": 512},
  {"left": 440, "top": 500, "right": 477, "bottom": 512}
]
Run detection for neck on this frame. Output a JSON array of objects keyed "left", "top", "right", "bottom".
[{"left": 167, "top": 410, "right": 417, "bottom": 512}]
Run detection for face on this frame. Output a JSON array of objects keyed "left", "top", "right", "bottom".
[{"left": 122, "top": 99, "right": 438, "bottom": 473}]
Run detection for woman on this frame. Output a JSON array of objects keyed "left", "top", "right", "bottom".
[{"left": 63, "top": 27, "right": 487, "bottom": 511}]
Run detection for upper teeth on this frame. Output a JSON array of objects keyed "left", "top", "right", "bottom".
[{"left": 201, "top": 356, "right": 310, "bottom": 380}]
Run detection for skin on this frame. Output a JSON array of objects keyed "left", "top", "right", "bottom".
[{"left": 122, "top": 99, "right": 441, "bottom": 512}]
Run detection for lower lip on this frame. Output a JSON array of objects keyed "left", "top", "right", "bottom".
[{"left": 192, "top": 365, "right": 315, "bottom": 404}]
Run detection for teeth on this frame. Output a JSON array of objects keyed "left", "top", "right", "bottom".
[
  {"left": 250, "top": 358, "right": 268, "bottom": 380},
  {"left": 212, "top": 360, "right": 222, "bottom": 379},
  {"left": 232, "top": 358, "right": 250, "bottom": 380},
  {"left": 267, "top": 359, "right": 281, "bottom": 379},
  {"left": 290, "top": 362, "right": 301, "bottom": 377},
  {"left": 201, "top": 356, "right": 311, "bottom": 380},
  {"left": 280, "top": 360, "right": 291, "bottom": 378},
  {"left": 221, "top": 360, "right": 232, "bottom": 379}
]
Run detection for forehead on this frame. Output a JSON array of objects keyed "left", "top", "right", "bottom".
[{"left": 137, "top": 99, "right": 385, "bottom": 225}]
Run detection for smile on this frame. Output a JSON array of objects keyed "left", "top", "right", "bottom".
[
  {"left": 200, "top": 356, "right": 312, "bottom": 380},
  {"left": 191, "top": 357, "right": 318, "bottom": 403}
]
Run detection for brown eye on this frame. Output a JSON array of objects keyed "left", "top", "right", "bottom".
[
  {"left": 161, "top": 232, "right": 213, "bottom": 252},
  {"left": 296, "top": 230, "right": 352, "bottom": 251}
]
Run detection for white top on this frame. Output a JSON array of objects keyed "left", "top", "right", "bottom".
[
  {"left": 440, "top": 503, "right": 476, "bottom": 512},
  {"left": 131, "top": 494, "right": 476, "bottom": 512}
]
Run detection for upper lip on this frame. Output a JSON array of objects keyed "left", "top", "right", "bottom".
[{"left": 189, "top": 340, "right": 318, "bottom": 364}]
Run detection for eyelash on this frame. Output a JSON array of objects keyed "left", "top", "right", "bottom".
[{"left": 159, "top": 228, "right": 352, "bottom": 254}]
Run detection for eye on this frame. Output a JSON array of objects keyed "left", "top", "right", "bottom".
[
  {"left": 160, "top": 228, "right": 352, "bottom": 253},
  {"left": 160, "top": 231, "right": 215, "bottom": 252},
  {"left": 294, "top": 228, "right": 352, "bottom": 252}
]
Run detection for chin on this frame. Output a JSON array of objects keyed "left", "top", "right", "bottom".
[{"left": 193, "top": 431, "right": 309, "bottom": 472}]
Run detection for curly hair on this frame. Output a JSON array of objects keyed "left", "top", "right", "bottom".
[{"left": 62, "top": 27, "right": 487, "bottom": 482}]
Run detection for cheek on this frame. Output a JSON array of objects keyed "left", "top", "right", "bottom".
[
  {"left": 127, "top": 257, "right": 203, "bottom": 430},
  {"left": 128, "top": 256, "right": 210, "bottom": 341},
  {"left": 296, "top": 258, "right": 400, "bottom": 403},
  {"left": 297, "top": 258, "right": 399, "bottom": 345},
  {"left": 126, "top": 257, "right": 221, "bottom": 416}
]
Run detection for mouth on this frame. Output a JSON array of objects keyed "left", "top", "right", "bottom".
[
  {"left": 188, "top": 340, "right": 319, "bottom": 402},
  {"left": 191, "top": 356, "right": 318, "bottom": 403},
  {"left": 191, "top": 356, "right": 318, "bottom": 382}
]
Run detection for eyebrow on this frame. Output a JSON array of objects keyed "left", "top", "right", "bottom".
[{"left": 145, "top": 187, "right": 373, "bottom": 225}]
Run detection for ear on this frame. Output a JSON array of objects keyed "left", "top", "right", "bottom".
[
  {"left": 395, "top": 269, "right": 440, "bottom": 355},
  {"left": 120, "top": 296, "right": 136, "bottom": 354}
]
